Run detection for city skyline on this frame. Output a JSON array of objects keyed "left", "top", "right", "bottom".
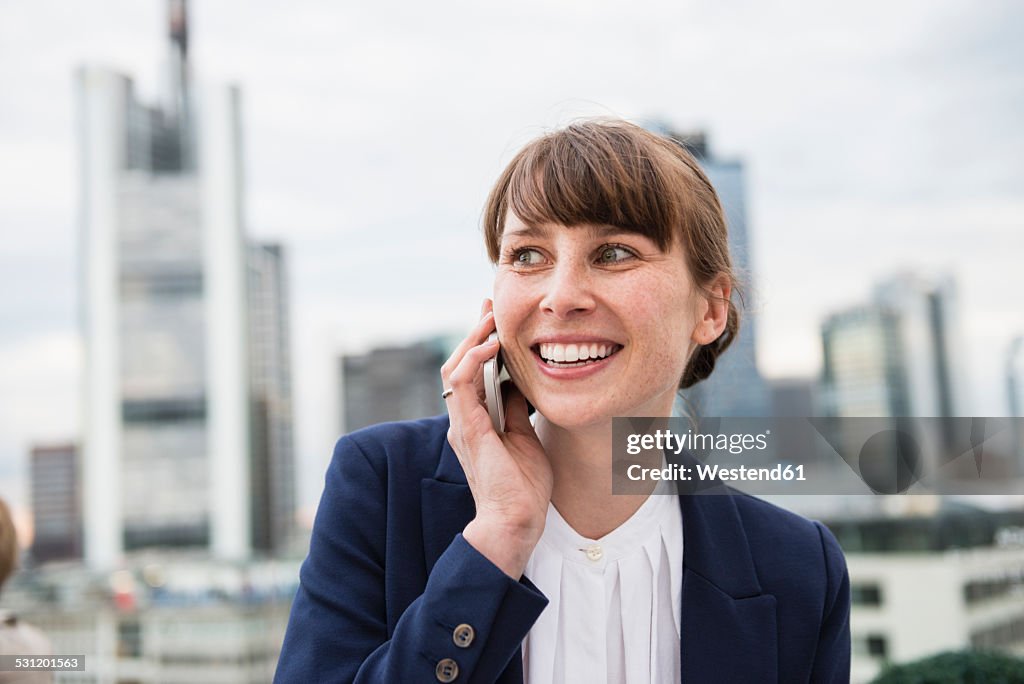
[{"left": 1, "top": 0, "right": 1022, "bottom": 523}]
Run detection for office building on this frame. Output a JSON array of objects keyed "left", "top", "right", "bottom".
[
  {"left": 340, "top": 339, "right": 450, "bottom": 433},
  {"left": 871, "top": 273, "right": 967, "bottom": 417},
  {"left": 825, "top": 505, "right": 1024, "bottom": 683},
  {"left": 30, "top": 443, "right": 83, "bottom": 564},
  {"left": 821, "top": 306, "right": 903, "bottom": 417},
  {"left": 1009, "top": 335, "right": 1024, "bottom": 465},
  {"left": 78, "top": 0, "right": 293, "bottom": 568},
  {"left": 647, "top": 126, "right": 770, "bottom": 418},
  {"left": 821, "top": 272, "right": 965, "bottom": 418},
  {"left": 246, "top": 243, "right": 295, "bottom": 554}
]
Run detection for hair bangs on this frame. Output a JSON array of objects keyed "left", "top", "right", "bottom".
[{"left": 498, "top": 124, "right": 680, "bottom": 255}]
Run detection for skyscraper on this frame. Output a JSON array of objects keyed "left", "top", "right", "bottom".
[
  {"left": 821, "top": 272, "right": 965, "bottom": 418},
  {"left": 820, "top": 306, "right": 904, "bottom": 417},
  {"left": 247, "top": 243, "right": 295, "bottom": 554},
  {"left": 78, "top": 1, "right": 293, "bottom": 568},
  {"left": 646, "top": 125, "right": 770, "bottom": 418}
]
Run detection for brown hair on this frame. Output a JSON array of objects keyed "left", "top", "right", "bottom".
[
  {"left": 0, "top": 498, "right": 18, "bottom": 589},
  {"left": 482, "top": 118, "right": 740, "bottom": 389}
]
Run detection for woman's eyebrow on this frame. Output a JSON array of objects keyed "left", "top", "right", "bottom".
[{"left": 503, "top": 224, "right": 549, "bottom": 240}]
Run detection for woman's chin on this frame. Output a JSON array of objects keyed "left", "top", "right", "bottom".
[
  {"left": 529, "top": 399, "right": 615, "bottom": 431},
  {"left": 526, "top": 388, "right": 678, "bottom": 431}
]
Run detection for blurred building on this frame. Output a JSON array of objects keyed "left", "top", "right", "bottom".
[
  {"left": 30, "top": 443, "right": 83, "bottom": 564},
  {"left": 1009, "top": 336, "right": 1024, "bottom": 417},
  {"left": 825, "top": 505, "right": 1024, "bottom": 683},
  {"left": 340, "top": 339, "right": 449, "bottom": 433},
  {"left": 820, "top": 306, "right": 902, "bottom": 416},
  {"left": 246, "top": 243, "right": 295, "bottom": 553},
  {"left": 768, "top": 377, "right": 818, "bottom": 418},
  {"left": 78, "top": 0, "right": 294, "bottom": 569},
  {"left": 2, "top": 554, "right": 299, "bottom": 684},
  {"left": 1009, "top": 335, "right": 1024, "bottom": 465},
  {"left": 648, "top": 126, "right": 770, "bottom": 418},
  {"left": 821, "top": 272, "right": 966, "bottom": 418}
]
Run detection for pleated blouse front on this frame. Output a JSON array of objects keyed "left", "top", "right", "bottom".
[{"left": 521, "top": 489, "right": 684, "bottom": 683}]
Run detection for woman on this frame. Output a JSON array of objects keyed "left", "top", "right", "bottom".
[{"left": 275, "top": 119, "right": 850, "bottom": 683}]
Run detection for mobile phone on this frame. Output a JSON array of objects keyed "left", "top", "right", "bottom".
[{"left": 483, "top": 332, "right": 511, "bottom": 432}]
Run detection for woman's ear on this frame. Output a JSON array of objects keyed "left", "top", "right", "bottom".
[{"left": 691, "top": 274, "right": 731, "bottom": 345}]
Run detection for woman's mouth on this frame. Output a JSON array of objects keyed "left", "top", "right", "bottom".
[{"left": 532, "top": 342, "right": 624, "bottom": 368}]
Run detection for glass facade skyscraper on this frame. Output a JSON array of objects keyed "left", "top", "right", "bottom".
[
  {"left": 78, "top": 1, "right": 293, "bottom": 568},
  {"left": 821, "top": 272, "right": 965, "bottom": 418}
]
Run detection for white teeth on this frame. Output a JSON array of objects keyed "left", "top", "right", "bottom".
[{"left": 538, "top": 342, "right": 618, "bottom": 363}]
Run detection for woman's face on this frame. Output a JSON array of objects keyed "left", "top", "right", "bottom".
[{"left": 493, "top": 213, "right": 716, "bottom": 429}]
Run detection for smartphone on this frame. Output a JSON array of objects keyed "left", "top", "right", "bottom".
[
  {"left": 483, "top": 332, "right": 511, "bottom": 432},
  {"left": 483, "top": 333, "right": 536, "bottom": 432}
]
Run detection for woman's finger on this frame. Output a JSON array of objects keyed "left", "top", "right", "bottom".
[
  {"left": 440, "top": 309, "right": 495, "bottom": 386},
  {"left": 446, "top": 336, "right": 501, "bottom": 437},
  {"left": 442, "top": 301, "right": 498, "bottom": 476}
]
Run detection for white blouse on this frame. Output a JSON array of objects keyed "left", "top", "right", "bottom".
[{"left": 521, "top": 488, "right": 684, "bottom": 683}]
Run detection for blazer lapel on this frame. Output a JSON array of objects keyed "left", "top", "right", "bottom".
[
  {"left": 420, "top": 436, "right": 476, "bottom": 573},
  {"left": 421, "top": 477, "right": 475, "bottom": 572},
  {"left": 679, "top": 494, "right": 778, "bottom": 682}
]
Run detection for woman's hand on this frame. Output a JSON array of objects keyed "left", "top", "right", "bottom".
[{"left": 442, "top": 299, "right": 553, "bottom": 579}]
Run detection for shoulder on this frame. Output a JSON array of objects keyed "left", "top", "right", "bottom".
[
  {"left": 305, "top": 414, "right": 456, "bottom": 578},
  {"left": 331, "top": 414, "right": 452, "bottom": 481},
  {"left": 731, "top": 492, "right": 835, "bottom": 549},
  {"left": 730, "top": 493, "right": 847, "bottom": 599},
  {"left": 0, "top": 619, "right": 52, "bottom": 656},
  {"left": 335, "top": 413, "right": 452, "bottom": 466}
]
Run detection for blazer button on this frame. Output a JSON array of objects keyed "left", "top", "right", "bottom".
[
  {"left": 453, "top": 623, "right": 475, "bottom": 648},
  {"left": 435, "top": 658, "right": 459, "bottom": 682}
]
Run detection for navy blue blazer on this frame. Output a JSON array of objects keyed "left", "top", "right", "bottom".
[{"left": 275, "top": 415, "right": 851, "bottom": 683}]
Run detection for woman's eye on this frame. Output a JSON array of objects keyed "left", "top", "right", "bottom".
[
  {"left": 597, "top": 245, "right": 635, "bottom": 263},
  {"left": 512, "top": 248, "right": 544, "bottom": 266}
]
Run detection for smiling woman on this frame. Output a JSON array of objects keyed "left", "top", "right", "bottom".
[{"left": 275, "top": 119, "right": 851, "bottom": 683}]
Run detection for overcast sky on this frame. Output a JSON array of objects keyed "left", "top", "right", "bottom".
[{"left": 1, "top": 0, "right": 1022, "bottom": 521}]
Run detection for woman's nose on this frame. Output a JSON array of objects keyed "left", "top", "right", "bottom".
[{"left": 538, "top": 261, "right": 596, "bottom": 319}]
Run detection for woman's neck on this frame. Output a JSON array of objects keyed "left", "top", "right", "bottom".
[{"left": 535, "top": 415, "right": 653, "bottom": 540}]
